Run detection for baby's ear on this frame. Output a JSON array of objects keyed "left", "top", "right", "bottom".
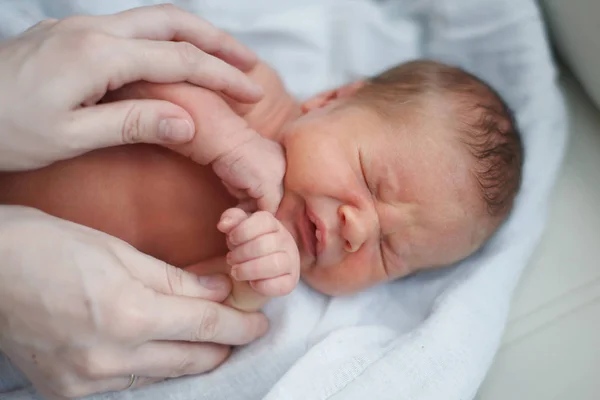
[{"left": 301, "top": 80, "right": 366, "bottom": 114}]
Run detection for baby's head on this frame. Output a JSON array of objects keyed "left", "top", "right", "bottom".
[{"left": 276, "top": 60, "right": 523, "bottom": 295}]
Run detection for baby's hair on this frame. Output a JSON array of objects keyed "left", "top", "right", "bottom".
[{"left": 354, "top": 60, "right": 523, "bottom": 218}]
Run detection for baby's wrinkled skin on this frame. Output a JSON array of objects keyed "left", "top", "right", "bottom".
[{"left": 0, "top": 60, "right": 489, "bottom": 310}]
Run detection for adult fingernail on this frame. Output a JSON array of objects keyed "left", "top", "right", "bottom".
[
  {"left": 234, "top": 45, "right": 258, "bottom": 66},
  {"left": 247, "top": 80, "right": 263, "bottom": 99},
  {"left": 198, "top": 275, "right": 228, "bottom": 290},
  {"left": 158, "top": 118, "right": 194, "bottom": 143}
]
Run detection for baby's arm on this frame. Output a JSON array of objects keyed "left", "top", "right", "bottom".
[
  {"left": 174, "top": 90, "right": 286, "bottom": 214},
  {"left": 106, "top": 81, "right": 286, "bottom": 213}
]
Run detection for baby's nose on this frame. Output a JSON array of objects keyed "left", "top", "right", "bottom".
[{"left": 338, "top": 205, "right": 375, "bottom": 253}]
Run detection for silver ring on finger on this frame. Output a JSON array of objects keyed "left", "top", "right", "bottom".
[{"left": 125, "top": 374, "right": 137, "bottom": 390}]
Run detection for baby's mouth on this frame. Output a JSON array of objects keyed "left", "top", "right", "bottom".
[
  {"left": 298, "top": 207, "right": 318, "bottom": 260},
  {"left": 307, "top": 209, "right": 325, "bottom": 256}
]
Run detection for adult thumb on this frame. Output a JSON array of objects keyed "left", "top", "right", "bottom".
[
  {"left": 112, "top": 243, "right": 231, "bottom": 302},
  {"left": 65, "top": 99, "right": 196, "bottom": 152}
]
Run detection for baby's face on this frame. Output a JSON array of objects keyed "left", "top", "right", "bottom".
[{"left": 276, "top": 101, "right": 490, "bottom": 295}]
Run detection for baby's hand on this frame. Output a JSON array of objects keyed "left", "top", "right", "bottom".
[
  {"left": 217, "top": 208, "right": 300, "bottom": 297},
  {"left": 212, "top": 135, "right": 285, "bottom": 214}
]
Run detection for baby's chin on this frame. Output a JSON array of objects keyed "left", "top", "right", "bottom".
[{"left": 300, "top": 263, "right": 383, "bottom": 296}]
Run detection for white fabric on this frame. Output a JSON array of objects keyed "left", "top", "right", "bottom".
[
  {"left": 0, "top": 0, "right": 567, "bottom": 399},
  {"left": 540, "top": 0, "right": 600, "bottom": 110}
]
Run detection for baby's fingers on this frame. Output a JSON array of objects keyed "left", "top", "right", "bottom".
[
  {"left": 221, "top": 180, "right": 247, "bottom": 200},
  {"left": 227, "top": 211, "right": 278, "bottom": 246},
  {"left": 230, "top": 252, "right": 291, "bottom": 281},
  {"left": 250, "top": 274, "right": 298, "bottom": 297},
  {"left": 217, "top": 208, "right": 248, "bottom": 234},
  {"left": 227, "top": 231, "right": 282, "bottom": 264},
  {"left": 256, "top": 186, "right": 283, "bottom": 215}
]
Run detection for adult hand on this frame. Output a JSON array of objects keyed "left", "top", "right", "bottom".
[
  {"left": 104, "top": 73, "right": 287, "bottom": 214},
  {"left": 0, "top": 206, "right": 268, "bottom": 399},
  {"left": 0, "top": 4, "right": 263, "bottom": 171}
]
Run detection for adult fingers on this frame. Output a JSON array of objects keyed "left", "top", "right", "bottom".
[
  {"left": 103, "top": 4, "right": 257, "bottom": 72},
  {"left": 66, "top": 376, "right": 162, "bottom": 398},
  {"left": 125, "top": 341, "right": 230, "bottom": 378},
  {"left": 42, "top": 375, "right": 163, "bottom": 399},
  {"left": 63, "top": 342, "right": 229, "bottom": 381},
  {"left": 100, "top": 38, "right": 262, "bottom": 103},
  {"left": 146, "top": 293, "right": 268, "bottom": 345},
  {"left": 64, "top": 99, "right": 197, "bottom": 151},
  {"left": 112, "top": 243, "right": 231, "bottom": 302}
]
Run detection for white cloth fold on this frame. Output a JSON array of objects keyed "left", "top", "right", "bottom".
[{"left": 0, "top": 0, "right": 567, "bottom": 399}]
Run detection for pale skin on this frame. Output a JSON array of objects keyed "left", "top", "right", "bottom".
[
  {"left": 0, "top": 5, "right": 284, "bottom": 398},
  {"left": 0, "top": 58, "right": 492, "bottom": 310},
  {"left": 0, "top": 6, "right": 503, "bottom": 397}
]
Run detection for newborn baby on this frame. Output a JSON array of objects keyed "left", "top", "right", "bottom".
[{"left": 0, "top": 59, "right": 523, "bottom": 311}]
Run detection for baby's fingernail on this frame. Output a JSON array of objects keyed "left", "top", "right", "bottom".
[
  {"left": 198, "top": 275, "right": 228, "bottom": 290},
  {"left": 220, "top": 217, "right": 232, "bottom": 227},
  {"left": 226, "top": 252, "right": 233, "bottom": 265},
  {"left": 230, "top": 266, "right": 240, "bottom": 280},
  {"left": 158, "top": 118, "right": 194, "bottom": 143}
]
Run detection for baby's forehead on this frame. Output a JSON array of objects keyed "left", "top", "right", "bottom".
[
  {"left": 365, "top": 121, "right": 475, "bottom": 202},
  {"left": 351, "top": 60, "right": 519, "bottom": 228}
]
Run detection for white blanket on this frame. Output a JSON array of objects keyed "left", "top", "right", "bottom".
[{"left": 0, "top": 0, "right": 567, "bottom": 399}]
